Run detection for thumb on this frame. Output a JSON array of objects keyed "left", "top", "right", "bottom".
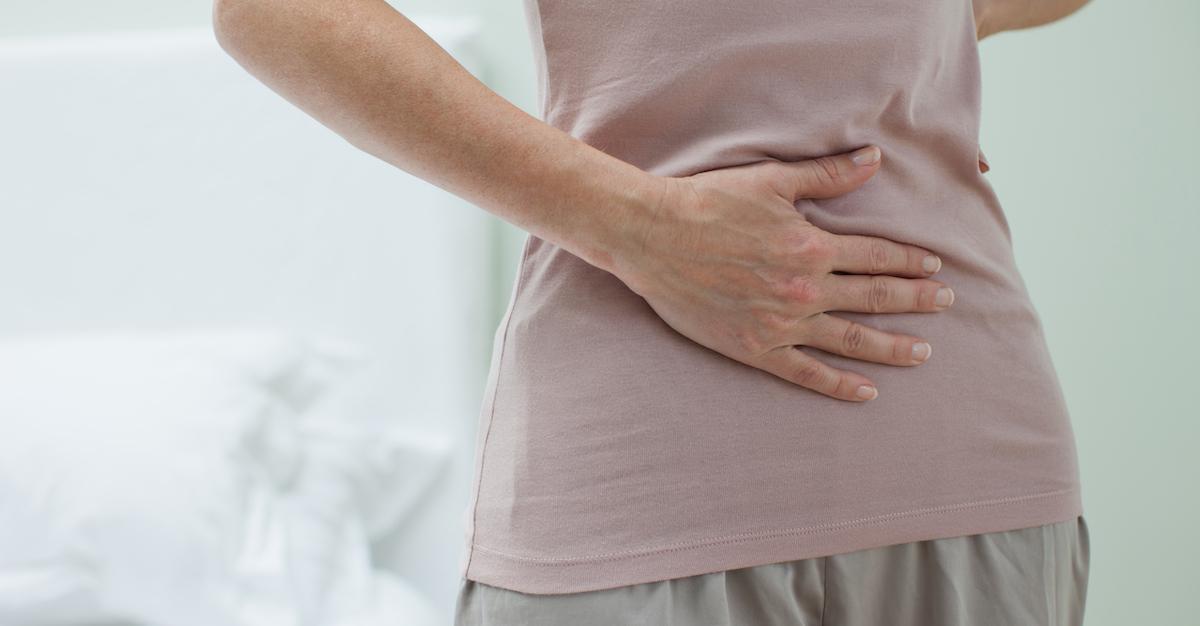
[{"left": 774, "top": 145, "right": 882, "bottom": 202}]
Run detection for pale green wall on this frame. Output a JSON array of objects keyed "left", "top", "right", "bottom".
[
  {"left": 3, "top": 1, "right": 1195, "bottom": 623},
  {"left": 0, "top": 0, "right": 214, "bottom": 34},
  {"left": 0, "top": 0, "right": 538, "bottom": 364},
  {"left": 978, "top": 2, "right": 1199, "bottom": 624}
]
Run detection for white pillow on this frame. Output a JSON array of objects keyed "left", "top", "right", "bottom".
[{"left": 0, "top": 328, "right": 360, "bottom": 626}]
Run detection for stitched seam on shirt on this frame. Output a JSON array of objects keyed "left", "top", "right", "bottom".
[
  {"left": 463, "top": 235, "right": 535, "bottom": 577},
  {"left": 471, "top": 486, "right": 1079, "bottom": 565},
  {"left": 528, "top": 0, "right": 552, "bottom": 120}
]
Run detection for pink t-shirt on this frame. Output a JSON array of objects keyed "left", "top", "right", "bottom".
[{"left": 460, "top": 0, "right": 1083, "bottom": 594}]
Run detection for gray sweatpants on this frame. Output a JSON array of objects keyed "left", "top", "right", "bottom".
[{"left": 454, "top": 516, "right": 1089, "bottom": 625}]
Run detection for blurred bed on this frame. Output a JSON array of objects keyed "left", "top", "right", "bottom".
[{"left": 0, "top": 17, "right": 491, "bottom": 625}]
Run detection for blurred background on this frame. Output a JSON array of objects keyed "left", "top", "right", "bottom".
[{"left": 0, "top": 1, "right": 1194, "bottom": 625}]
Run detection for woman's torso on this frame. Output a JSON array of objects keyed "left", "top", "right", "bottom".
[{"left": 460, "top": 0, "right": 1083, "bottom": 594}]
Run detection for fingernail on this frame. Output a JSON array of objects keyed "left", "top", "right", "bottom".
[
  {"left": 922, "top": 255, "right": 941, "bottom": 273},
  {"left": 935, "top": 287, "right": 955, "bottom": 307},
  {"left": 856, "top": 385, "right": 878, "bottom": 400},
  {"left": 851, "top": 146, "right": 880, "bottom": 167},
  {"left": 912, "top": 342, "right": 932, "bottom": 362}
]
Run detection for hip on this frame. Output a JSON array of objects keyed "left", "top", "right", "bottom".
[{"left": 456, "top": 515, "right": 1091, "bottom": 626}]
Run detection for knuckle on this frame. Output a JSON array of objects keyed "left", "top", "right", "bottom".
[
  {"left": 906, "top": 246, "right": 924, "bottom": 274},
  {"left": 868, "top": 239, "right": 890, "bottom": 274},
  {"left": 789, "top": 358, "right": 826, "bottom": 387},
  {"left": 908, "top": 281, "right": 931, "bottom": 310},
  {"left": 797, "top": 232, "right": 833, "bottom": 264},
  {"left": 813, "top": 156, "right": 841, "bottom": 184},
  {"left": 758, "top": 162, "right": 792, "bottom": 195},
  {"left": 840, "top": 321, "right": 869, "bottom": 355},
  {"left": 751, "top": 308, "right": 790, "bottom": 334},
  {"left": 772, "top": 229, "right": 829, "bottom": 263},
  {"left": 912, "top": 282, "right": 929, "bottom": 309},
  {"left": 764, "top": 160, "right": 792, "bottom": 180},
  {"left": 770, "top": 161, "right": 799, "bottom": 188},
  {"left": 781, "top": 276, "right": 821, "bottom": 307},
  {"left": 922, "top": 285, "right": 937, "bottom": 310},
  {"left": 866, "top": 276, "right": 892, "bottom": 313}
]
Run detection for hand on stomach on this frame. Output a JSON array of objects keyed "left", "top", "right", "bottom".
[{"left": 608, "top": 145, "right": 956, "bottom": 402}]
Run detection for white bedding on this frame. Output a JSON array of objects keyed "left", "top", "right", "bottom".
[
  {"left": 0, "top": 17, "right": 490, "bottom": 618},
  {"left": 0, "top": 329, "right": 449, "bottom": 626}
]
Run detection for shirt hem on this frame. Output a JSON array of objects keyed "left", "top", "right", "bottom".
[{"left": 463, "top": 485, "right": 1083, "bottom": 595}]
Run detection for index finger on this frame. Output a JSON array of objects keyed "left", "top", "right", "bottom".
[{"left": 827, "top": 233, "right": 942, "bottom": 278}]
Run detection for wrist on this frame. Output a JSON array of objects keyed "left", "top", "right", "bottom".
[
  {"left": 561, "top": 165, "right": 670, "bottom": 284},
  {"left": 590, "top": 172, "right": 672, "bottom": 294}
]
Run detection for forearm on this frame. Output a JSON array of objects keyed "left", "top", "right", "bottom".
[
  {"left": 211, "top": 0, "right": 660, "bottom": 273},
  {"left": 975, "top": 0, "right": 1092, "bottom": 39}
]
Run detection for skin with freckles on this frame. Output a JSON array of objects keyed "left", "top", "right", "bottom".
[{"left": 212, "top": 0, "right": 1090, "bottom": 402}]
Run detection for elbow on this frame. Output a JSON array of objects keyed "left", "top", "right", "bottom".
[
  {"left": 211, "top": 0, "right": 269, "bottom": 58},
  {"left": 212, "top": 0, "right": 323, "bottom": 64},
  {"left": 211, "top": 0, "right": 242, "bottom": 55},
  {"left": 212, "top": 0, "right": 250, "bottom": 54}
]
